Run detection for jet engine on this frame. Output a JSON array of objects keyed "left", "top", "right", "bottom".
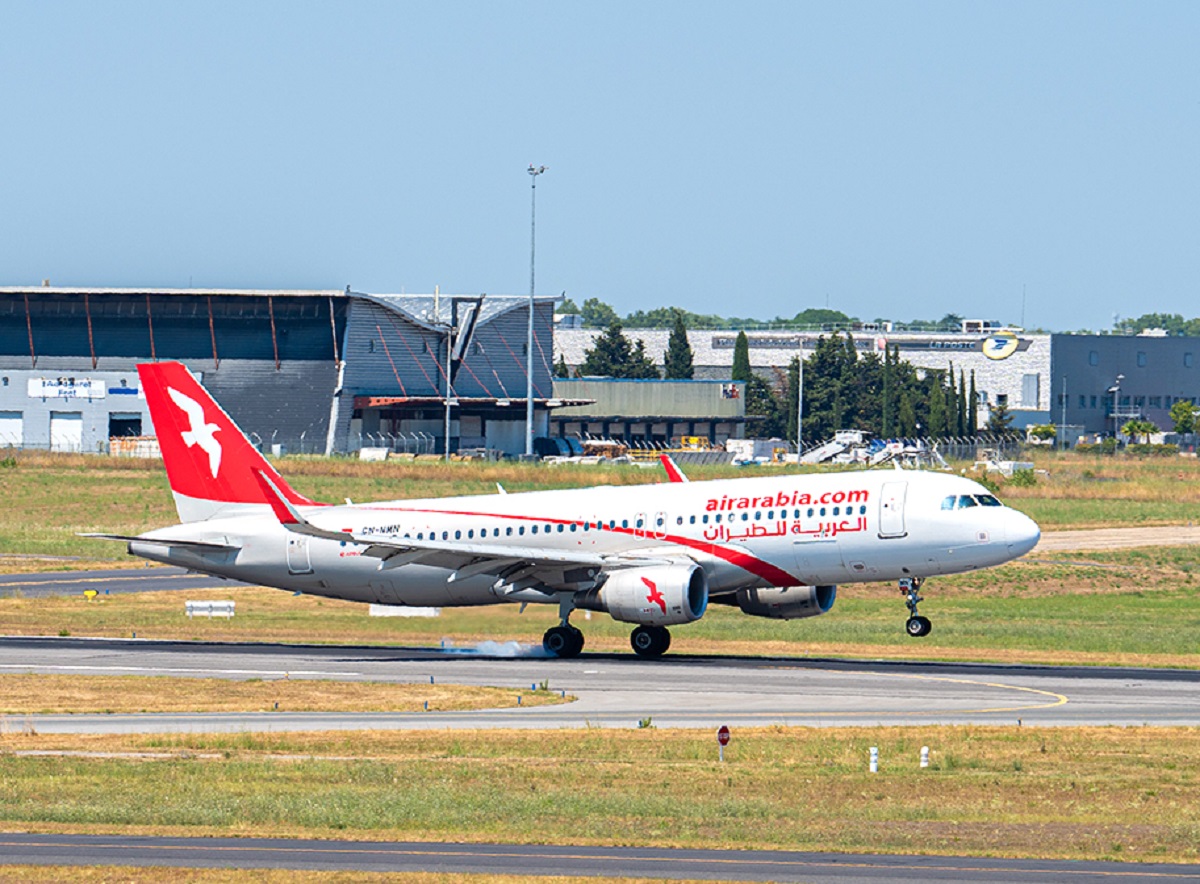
[
  {"left": 733, "top": 584, "right": 837, "bottom": 620},
  {"left": 577, "top": 563, "right": 708, "bottom": 626}
]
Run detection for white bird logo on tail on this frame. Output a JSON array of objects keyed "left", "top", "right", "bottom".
[{"left": 167, "top": 386, "right": 222, "bottom": 478}]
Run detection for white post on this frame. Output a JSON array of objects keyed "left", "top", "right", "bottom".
[
  {"left": 869, "top": 746, "right": 879, "bottom": 773},
  {"left": 920, "top": 746, "right": 930, "bottom": 768},
  {"left": 526, "top": 165, "right": 547, "bottom": 457}
]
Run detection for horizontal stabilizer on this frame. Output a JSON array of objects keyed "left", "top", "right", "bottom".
[{"left": 79, "top": 533, "right": 241, "bottom": 552}]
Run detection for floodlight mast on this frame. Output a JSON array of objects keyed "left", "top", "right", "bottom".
[{"left": 526, "top": 164, "right": 547, "bottom": 458}]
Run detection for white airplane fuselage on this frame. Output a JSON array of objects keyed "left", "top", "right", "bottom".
[{"left": 133, "top": 467, "right": 1039, "bottom": 608}]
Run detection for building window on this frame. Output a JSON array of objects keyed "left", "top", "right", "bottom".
[
  {"left": 1149, "top": 396, "right": 1162, "bottom": 408},
  {"left": 1137, "top": 352, "right": 1147, "bottom": 368},
  {"left": 1021, "top": 374, "right": 1040, "bottom": 407},
  {"left": 995, "top": 393, "right": 1008, "bottom": 407},
  {"left": 1089, "top": 350, "right": 1099, "bottom": 366},
  {"left": 1134, "top": 396, "right": 1145, "bottom": 408},
  {"left": 1186, "top": 353, "right": 1194, "bottom": 368},
  {"left": 1090, "top": 395, "right": 1097, "bottom": 409}
]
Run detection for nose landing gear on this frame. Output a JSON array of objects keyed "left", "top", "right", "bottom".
[{"left": 900, "top": 577, "right": 932, "bottom": 637}]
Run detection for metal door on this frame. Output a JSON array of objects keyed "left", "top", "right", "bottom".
[
  {"left": 287, "top": 535, "right": 313, "bottom": 574},
  {"left": 878, "top": 481, "right": 907, "bottom": 538}
]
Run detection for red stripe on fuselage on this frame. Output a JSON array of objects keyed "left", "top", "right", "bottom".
[{"left": 353, "top": 505, "right": 801, "bottom": 587}]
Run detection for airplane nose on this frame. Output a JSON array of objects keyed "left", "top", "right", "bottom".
[{"left": 1004, "top": 509, "right": 1041, "bottom": 557}]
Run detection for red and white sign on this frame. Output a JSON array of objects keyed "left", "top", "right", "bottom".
[{"left": 717, "top": 725, "right": 731, "bottom": 747}]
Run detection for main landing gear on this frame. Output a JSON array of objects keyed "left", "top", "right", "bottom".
[
  {"left": 900, "top": 577, "right": 932, "bottom": 637},
  {"left": 543, "top": 594, "right": 585, "bottom": 658},
  {"left": 630, "top": 625, "right": 671, "bottom": 659}
]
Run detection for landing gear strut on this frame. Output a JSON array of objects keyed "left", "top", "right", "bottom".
[
  {"left": 543, "top": 594, "right": 585, "bottom": 658},
  {"left": 630, "top": 625, "right": 671, "bottom": 658},
  {"left": 900, "top": 577, "right": 932, "bottom": 637}
]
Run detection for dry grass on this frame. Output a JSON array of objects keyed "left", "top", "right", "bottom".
[
  {"left": 0, "top": 674, "right": 566, "bottom": 715},
  {"left": 0, "top": 726, "right": 1197, "bottom": 863}
]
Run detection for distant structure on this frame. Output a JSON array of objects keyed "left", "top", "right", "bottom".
[
  {"left": 0, "top": 286, "right": 560, "bottom": 455},
  {"left": 555, "top": 320, "right": 1200, "bottom": 439}
]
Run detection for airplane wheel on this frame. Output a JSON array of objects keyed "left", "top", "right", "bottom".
[
  {"left": 905, "top": 616, "right": 932, "bottom": 637},
  {"left": 544, "top": 625, "right": 584, "bottom": 658},
  {"left": 631, "top": 625, "right": 670, "bottom": 658}
]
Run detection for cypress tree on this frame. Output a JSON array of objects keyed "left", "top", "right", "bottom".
[
  {"left": 731, "top": 330, "right": 752, "bottom": 382},
  {"left": 580, "top": 319, "right": 634, "bottom": 377},
  {"left": 969, "top": 371, "right": 978, "bottom": 433},
  {"left": 957, "top": 370, "right": 968, "bottom": 436},
  {"left": 663, "top": 309, "right": 695, "bottom": 379},
  {"left": 928, "top": 377, "right": 947, "bottom": 438}
]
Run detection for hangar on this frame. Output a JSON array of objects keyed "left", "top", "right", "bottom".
[{"left": 0, "top": 285, "right": 559, "bottom": 456}]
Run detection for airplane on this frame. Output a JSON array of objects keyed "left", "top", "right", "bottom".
[{"left": 89, "top": 361, "right": 1041, "bottom": 659}]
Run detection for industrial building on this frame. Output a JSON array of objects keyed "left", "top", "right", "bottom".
[
  {"left": 549, "top": 377, "right": 746, "bottom": 445},
  {"left": 555, "top": 324, "right": 1200, "bottom": 439},
  {"left": 0, "top": 286, "right": 559, "bottom": 455}
]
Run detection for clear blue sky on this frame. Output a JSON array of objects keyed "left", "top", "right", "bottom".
[{"left": 2, "top": 1, "right": 1197, "bottom": 332}]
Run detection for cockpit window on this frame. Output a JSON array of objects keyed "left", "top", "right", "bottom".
[{"left": 943, "top": 493, "right": 1004, "bottom": 510}]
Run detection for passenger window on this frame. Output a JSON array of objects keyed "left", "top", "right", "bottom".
[
  {"left": 833, "top": 507, "right": 840, "bottom": 516},
  {"left": 557, "top": 524, "right": 564, "bottom": 533},
  {"left": 506, "top": 527, "right": 513, "bottom": 536},
  {"left": 621, "top": 520, "right": 628, "bottom": 529},
  {"left": 702, "top": 515, "right": 709, "bottom": 524},
  {"left": 455, "top": 530, "right": 462, "bottom": 539},
  {"left": 768, "top": 510, "right": 774, "bottom": 520},
  {"left": 532, "top": 526, "right": 538, "bottom": 534},
  {"left": 807, "top": 508, "right": 814, "bottom": 517},
  {"left": 570, "top": 523, "right": 577, "bottom": 532},
  {"left": 689, "top": 515, "right": 696, "bottom": 524},
  {"left": 741, "top": 512, "right": 749, "bottom": 521},
  {"left": 519, "top": 526, "right": 525, "bottom": 536},
  {"left": 467, "top": 530, "right": 474, "bottom": 539}
]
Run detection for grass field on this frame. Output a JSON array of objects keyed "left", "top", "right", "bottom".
[{"left": 0, "top": 726, "right": 1196, "bottom": 864}]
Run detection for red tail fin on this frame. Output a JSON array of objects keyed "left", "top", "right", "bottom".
[{"left": 138, "top": 362, "right": 319, "bottom": 522}]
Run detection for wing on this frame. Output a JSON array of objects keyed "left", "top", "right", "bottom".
[{"left": 251, "top": 471, "right": 676, "bottom": 591}]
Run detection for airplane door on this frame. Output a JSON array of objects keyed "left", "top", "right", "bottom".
[
  {"left": 287, "top": 536, "right": 314, "bottom": 574},
  {"left": 653, "top": 511, "right": 668, "bottom": 540},
  {"left": 878, "top": 481, "right": 907, "bottom": 538}
]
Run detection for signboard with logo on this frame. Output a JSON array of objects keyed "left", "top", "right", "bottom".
[{"left": 27, "top": 377, "right": 106, "bottom": 399}]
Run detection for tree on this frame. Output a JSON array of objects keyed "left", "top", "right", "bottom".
[
  {"left": 986, "top": 399, "right": 1014, "bottom": 434},
  {"left": 580, "top": 298, "right": 619, "bottom": 328},
  {"left": 731, "top": 331, "right": 752, "bottom": 382},
  {"left": 557, "top": 297, "right": 580, "bottom": 314},
  {"left": 968, "top": 371, "right": 979, "bottom": 434},
  {"left": 1169, "top": 400, "right": 1197, "bottom": 434},
  {"left": 927, "top": 377, "right": 948, "bottom": 437},
  {"left": 1121, "top": 418, "right": 1158, "bottom": 443},
  {"left": 957, "top": 371, "right": 968, "bottom": 437},
  {"left": 554, "top": 353, "right": 571, "bottom": 378},
  {"left": 579, "top": 320, "right": 660, "bottom": 379},
  {"left": 662, "top": 309, "right": 694, "bottom": 379},
  {"left": 579, "top": 319, "right": 634, "bottom": 376},
  {"left": 744, "top": 375, "right": 786, "bottom": 438},
  {"left": 627, "top": 339, "right": 661, "bottom": 379}
]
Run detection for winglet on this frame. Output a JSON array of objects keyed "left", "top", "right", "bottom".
[{"left": 660, "top": 454, "right": 689, "bottom": 483}]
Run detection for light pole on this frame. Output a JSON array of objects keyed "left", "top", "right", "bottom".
[
  {"left": 1107, "top": 374, "right": 1124, "bottom": 439},
  {"left": 525, "top": 164, "right": 547, "bottom": 458}
]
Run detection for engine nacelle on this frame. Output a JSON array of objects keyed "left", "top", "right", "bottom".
[
  {"left": 579, "top": 563, "right": 709, "bottom": 626},
  {"left": 735, "top": 584, "right": 836, "bottom": 620}
]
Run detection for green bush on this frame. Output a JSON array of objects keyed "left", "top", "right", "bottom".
[
  {"left": 1008, "top": 469, "right": 1038, "bottom": 487},
  {"left": 1126, "top": 443, "right": 1178, "bottom": 458}
]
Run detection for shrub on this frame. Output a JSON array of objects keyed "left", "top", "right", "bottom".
[
  {"left": 1008, "top": 469, "right": 1038, "bottom": 487},
  {"left": 1126, "top": 443, "right": 1178, "bottom": 458}
]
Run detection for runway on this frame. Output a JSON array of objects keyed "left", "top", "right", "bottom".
[
  {"left": 2, "top": 636, "right": 1198, "bottom": 732},
  {"left": 0, "top": 566, "right": 229, "bottom": 598},
  {"left": 2, "top": 832, "right": 1195, "bottom": 882}
]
